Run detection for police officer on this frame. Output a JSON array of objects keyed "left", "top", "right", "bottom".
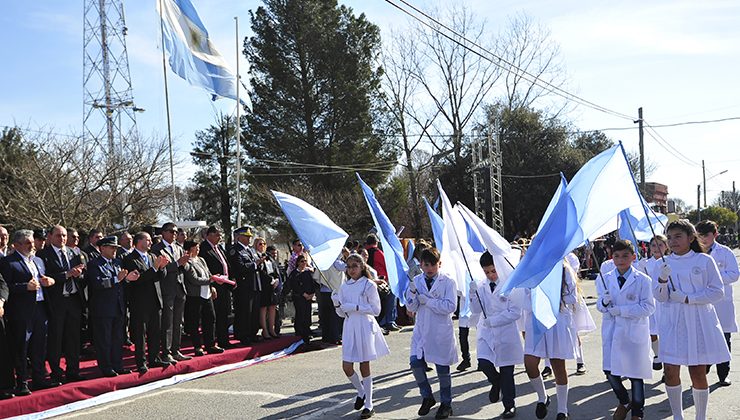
[{"left": 229, "top": 226, "right": 263, "bottom": 345}]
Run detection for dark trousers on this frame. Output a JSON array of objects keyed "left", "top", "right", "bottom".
[
  {"left": 293, "top": 294, "right": 312, "bottom": 342},
  {"left": 233, "top": 285, "right": 256, "bottom": 342},
  {"left": 479, "top": 359, "right": 516, "bottom": 409},
  {"left": 47, "top": 296, "right": 83, "bottom": 377},
  {"left": 459, "top": 326, "right": 470, "bottom": 362},
  {"left": 131, "top": 306, "right": 161, "bottom": 365},
  {"left": 212, "top": 283, "right": 232, "bottom": 346},
  {"left": 92, "top": 315, "right": 124, "bottom": 372},
  {"left": 7, "top": 304, "right": 48, "bottom": 383},
  {"left": 717, "top": 332, "right": 732, "bottom": 380},
  {"left": 605, "top": 370, "right": 644, "bottom": 418},
  {"left": 184, "top": 296, "right": 216, "bottom": 349},
  {"left": 318, "top": 291, "right": 342, "bottom": 343},
  {"left": 161, "top": 291, "right": 186, "bottom": 355},
  {"left": 0, "top": 318, "right": 15, "bottom": 390}
]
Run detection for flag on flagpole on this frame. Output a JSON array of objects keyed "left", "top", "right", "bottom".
[
  {"left": 271, "top": 191, "right": 348, "bottom": 271},
  {"left": 356, "top": 174, "right": 410, "bottom": 304},
  {"left": 424, "top": 197, "right": 445, "bottom": 250},
  {"left": 158, "top": 0, "right": 240, "bottom": 101}
]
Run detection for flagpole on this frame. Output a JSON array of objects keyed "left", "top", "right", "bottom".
[
  {"left": 234, "top": 16, "right": 242, "bottom": 228},
  {"left": 158, "top": 0, "right": 177, "bottom": 221},
  {"left": 586, "top": 240, "right": 608, "bottom": 290},
  {"left": 306, "top": 250, "right": 337, "bottom": 292}
]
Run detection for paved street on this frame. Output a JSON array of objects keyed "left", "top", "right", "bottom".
[{"left": 57, "top": 268, "right": 740, "bottom": 419}]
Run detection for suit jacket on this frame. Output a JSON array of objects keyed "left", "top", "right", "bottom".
[
  {"left": 228, "top": 242, "right": 259, "bottom": 292},
  {"left": 82, "top": 244, "right": 101, "bottom": 261},
  {"left": 199, "top": 240, "right": 230, "bottom": 277},
  {"left": 36, "top": 245, "right": 86, "bottom": 307},
  {"left": 121, "top": 250, "right": 164, "bottom": 312},
  {"left": 86, "top": 256, "right": 125, "bottom": 318},
  {"left": 287, "top": 269, "right": 316, "bottom": 296},
  {"left": 184, "top": 256, "right": 212, "bottom": 297},
  {"left": 0, "top": 252, "right": 45, "bottom": 320},
  {"left": 0, "top": 270, "right": 8, "bottom": 307},
  {"left": 151, "top": 240, "right": 186, "bottom": 297}
]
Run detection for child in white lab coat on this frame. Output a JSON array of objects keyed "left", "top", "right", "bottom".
[
  {"left": 596, "top": 240, "right": 655, "bottom": 420},
  {"left": 638, "top": 234, "right": 670, "bottom": 372},
  {"left": 404, "top": 247, "right": 458, "bottom": 419}
]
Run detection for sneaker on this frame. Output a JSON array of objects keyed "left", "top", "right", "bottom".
[
  {"left": 354, "top": 395, "right": 366, "bottom": 410},
  {"left": 555, "top": 413, "right": 569, "bottom": 420},
  {"left": 718, "top": 379, "right": 732, "bottom": 387},
  {"left": 501, "top": 406, "right": 517, "bottom": 418},
  {"left": 613, "top": 402, "right": 631, "bottom": 420},
  {"left": 418, "top": 397, "right": 437, "bottom": 416},
  {"left": 435, "top": 404, "right": 453, "bottom": 419},
  {"left": 456, "top": 359, "right": 471, "bottom": 371},
  {"left": 541, "top": 366, "right": 552, "bottom": 378},
  {"left": 387, "top": 323, "right": 401, "bottom": 331},
  {"left": 360, "top": 408, "right": 375, "bottom": 419},
  {"left": 575, "top": 363, "right": 586, "bottom": 375},
  {"left": 536, "top": 396, "right": 550, "bottom": 419}
]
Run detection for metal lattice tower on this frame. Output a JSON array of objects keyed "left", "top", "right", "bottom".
[
  {"left": 472, "top": 126, "right": 504, "bottom": 232},
  {"left": 83, "top": 0, "right": 141, "bottom": 152}
]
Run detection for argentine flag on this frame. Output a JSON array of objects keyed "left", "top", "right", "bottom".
[{"left": 158, "top": 0, "right": 239, "bottom": 101}]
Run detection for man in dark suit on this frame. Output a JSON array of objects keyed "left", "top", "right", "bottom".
[
  {"left": 121, "top": 232, "right": 170, "bottom": 373},
  {"left": 0, "top": 269, "right": 15, "bottom": 399},
  {"left": 199, "top": 226, "right": 233, "bottom": 348},
  {"left": 87, "top": 236, "right": 138, "bottom": 377},
  {"left": 152, "top": 222, "right": 191, "bottom": 363},
  {"left": 0, "top": 230, "right": 60, "bottom": 395},
  {"left": 82, "top": 228, "right": 104, "bottom": 261},
  {"left": 229, "top": 226, "right": 262, "bottom": 345},
  {"left": 37, "top": 225, "right": 86, "bottom": 383}
]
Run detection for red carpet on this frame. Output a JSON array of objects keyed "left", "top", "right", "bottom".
[{"left": 0, "top": 335, "right": 301, "bottom": 418}]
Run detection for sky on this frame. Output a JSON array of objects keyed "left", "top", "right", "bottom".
[{"left": 2, "top": 0, "right": 740, "bottom": 211}]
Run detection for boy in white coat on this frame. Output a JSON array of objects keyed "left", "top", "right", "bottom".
[
  {"left": 596, "top": 240, "right": 655, "bottom": 420},
  {"left": 404, "top": 248, "right": 458, "bottom": 419},
  {"left": 470, "top": 251, "right": 522, "bottom": 419},
  {"left": 696, "top": 220, "right": 738, "bottom": 386}
]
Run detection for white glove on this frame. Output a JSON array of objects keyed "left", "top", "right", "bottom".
[
  {"left": 608, "top": 306, "right": 621, "bottom": 317},
  {"left": 601, "top": 293, "right": 612, "bottom": 307},
  {"left": 340, "top": 302, "right": 357, "bottom": 313},
  {"left": 408, "top": 281, "right": 417, "bottom": 293},
  {"left": 469, "top": 280, "right": 478, "bottom": 293},
  {"left": 417, "top": 293, "right": 429, "bottom": 305},
  {"left": 669, "top": 290, "right": 687, "bottom": 303},
  {"left": 659, "top": 263, "right": 672, "bottom": 281},
  {"left": 331, "top": 291, "right": 341, "bottom": 307}
]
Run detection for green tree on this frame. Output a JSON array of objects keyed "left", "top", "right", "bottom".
[
  {"left": 687, "top": 206, "right": 738, "bottom": 226},
  {"left": 242, "top": 0, "right": 395, "bottom": 212}
]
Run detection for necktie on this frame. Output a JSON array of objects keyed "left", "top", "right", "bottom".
[
  {"left": 489, "top": 282, "right": 496, "bottom": 293},
  {"left": 618, "top": 275, "right": 626, "bottom": 289},
  {"left": 59, "top": 249, "right": 70, "bottom": 271},
  {"left": 425, "top": 276, "right": 434, "bottom": 290},
  {"left": 215, "top": 245, "right": 229, "bottom": 276}
]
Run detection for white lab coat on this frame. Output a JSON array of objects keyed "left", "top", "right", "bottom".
[
  {"left": 707, "top": 242, "right": 739, "bottom": 333},
  {"left": 596, "top": 268, "right": 655, "bottom": 379},
  {"left": 335, "top": 277, "right": 390, "bottom": 363},
  {"left": 404, "top": 272, "right": 459, "bottom": 366},
  {"left": 639, "top": 257, "right": 665, "bottom": 335},
  {"left": 470, "top": 280, "right": 524, "bottom": 367},
  {"left": 653, "top": 251, "right": 730, "bottom": 365}
]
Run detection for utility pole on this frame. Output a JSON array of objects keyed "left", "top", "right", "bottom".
[
  {"left": 697, "top": 184, "right": 701, "bottom": 222},
  {"left": 703, "top": 160, "right": 707, "bottom": 208},
  {"left": 637, "top": 107, "right": 645, "bottom": 190}
]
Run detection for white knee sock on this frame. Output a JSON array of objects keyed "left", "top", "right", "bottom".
[
  {"left": 545, "top": 358, "right": 551, "bottom": 368},
  {"left": 651, "top": 340, "right": 660, "bottom": 361},
  {"left": 692, "top": 388, "right": 709, "bottom": 420},
  {"left": 576, "top": 344, "right": 584, "bottom": 364},
  {"left": 528, "top": 375, "right": 547, "bottom": 403},
  {"left": 362, "top": 375, "right": 373, "bottom": 410},
  {"left": 556, "top": 384, "right": 569, "bottom": 415},
  {"left": 665, "top": 384, "right": 683, "bottom": 420},
  {"left": 348, "top": 372, "right": 364, "bottom": 397}
]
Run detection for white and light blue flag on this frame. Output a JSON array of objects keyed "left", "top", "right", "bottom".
[
  {"left": 271, "top": 191, "right": 348, "bottom": 271},
  {"left": 158, "top": 0, "right": 240, "bottom": 101}
]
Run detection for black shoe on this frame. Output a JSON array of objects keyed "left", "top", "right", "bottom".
[
  {"left": 206, "top": 346, "right": 225, "bottom": 354},
  {"left": 0, "top": 391, "right": 13, "bottom": 400},
  {"left": 418, "top": 397, "right": 437, "bottom": 416},
  {"left": 354, "top": 395, "right": 366, "bottom": 410},
  {"left": 13, "top": 382, "right": 31, "bottom": 397},
  {"left": 31, "top": 379, "right": 62, "bottom": 391},
  {"left": 718, "top": 379, "right": 732, "bottom": 387},
  {"left": 194, "top": 348, "right": 205, "bottom": 357},
  {"left": 541, "top": 366, "right": 552, "bottom": 378},
  {"left": 502, "top": 406, "right": 517, "bottom": 418},
  {"left": 151, "top": 358, "right": 171, "bottom": 368},
  {"left": 387, "top": 323, "right": 401, "bottom": 331},
  {"left": 556, "top": 413, "right": 568, "bottom": 420},
  {"left": 161, "top": 354, "right": 177, "bottom": 365},
  {"left": 536, "top": 396, "right": 550, "bottom": 419},
  {"left": 173, "top": 352, "right": 192, "bottom": 361},
  {"left": 137, "top": 364, "right": 149, "bottom": 374},
  {"left": 435, "top": 404, "right": 453, "bottom": 419},
  {"left": 489, "top": 382, "right": 501, "bottom": 403},
  {"left": 66, "top": 372, "right": 87, "bottom": 382},
  {"left": 102, "top": 369, "right": 118, "bottom": 378},
  {"left": 652, "top": 360, "right": 663, "bottom": 371},
  {"left": 456, "top": 359, "right": 471, "bottom": 371},
  {"left": 50, "top": 373, "right": 65, "bottom": 384},
  {"left": 115, "top": 368, "right": 132, "bottom": 375},
  {"left": 360, "top": 408, "right": 375, "bottom": 419},
  {"left": 381, "top": 328, "right": 390, "bottom": 336}
]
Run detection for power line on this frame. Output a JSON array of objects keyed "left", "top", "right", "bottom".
[{"left": 385, "top": 0, "right": 635, "bottom": 121}]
